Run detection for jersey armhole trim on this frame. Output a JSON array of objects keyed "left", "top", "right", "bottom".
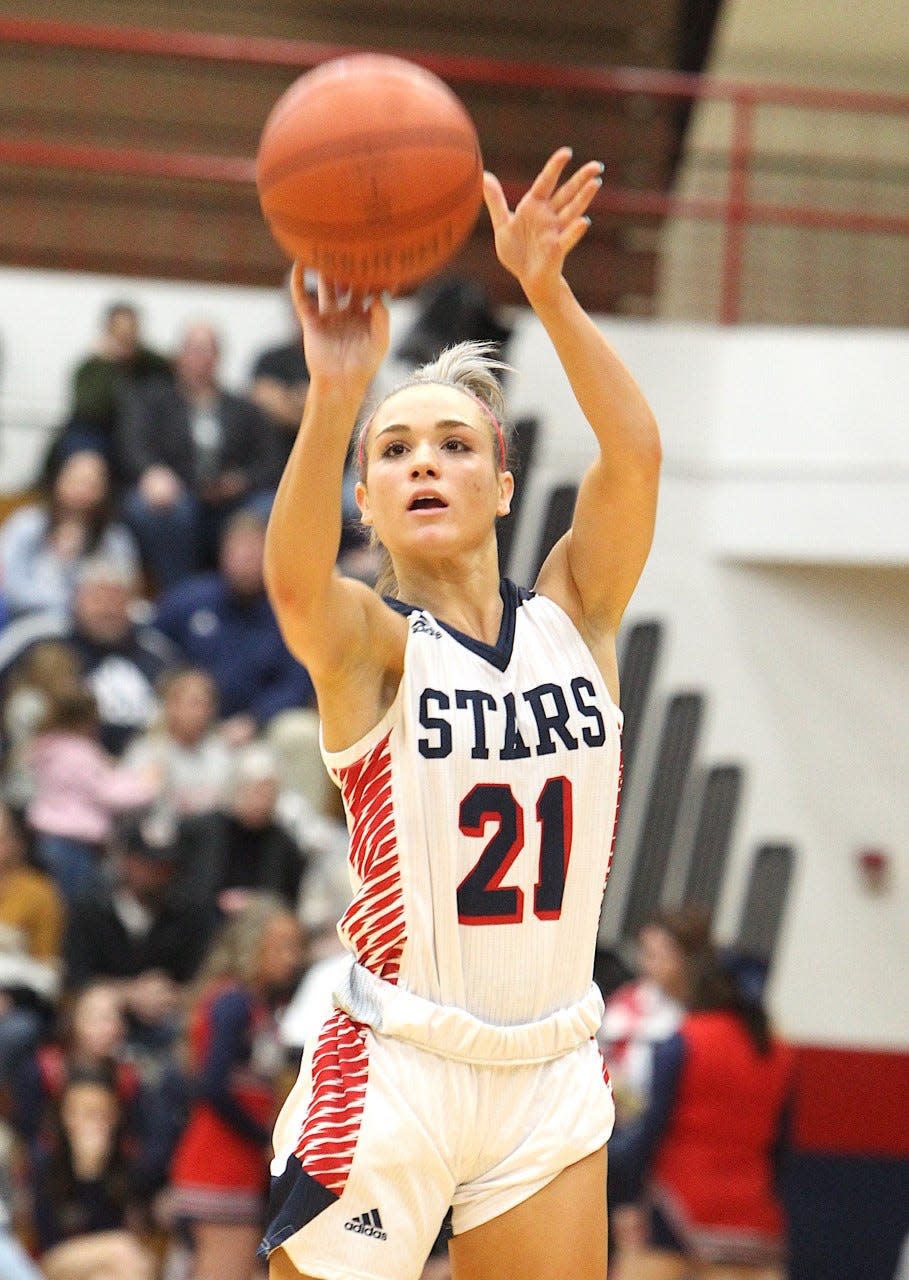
[{"left": 319, "top": 683, "right": 403, "bottom": 774}]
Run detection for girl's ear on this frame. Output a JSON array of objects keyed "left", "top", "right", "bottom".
[
  {"left": 496, "top": 469, "right": 514, "bottom": 518},
  {"left": 355, "top": 480, "right": 373, "bottom": 527}
]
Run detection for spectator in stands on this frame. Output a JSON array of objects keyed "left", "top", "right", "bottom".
[
  {"left": 153, "top": 508, "right": 314, "bottom": 747},
  {"left": 172, "top": 740, "right": 307, "bottom": 915},
  {"left": 607, "top": 945, "right": 795, "bottom": 1280},
  {"left": 167, "top": 893, "right": 305, "bottom": 1280},
  {"left": 12, "top": 982, "right": 138, "bottom": 1147},
  {"left": 118, "top": 320, "right": 278, "bottom": 586},
  {"left": 24, "top": 685, "right": 162, "bottom": 903},
  {"left": 29, "top": 1064, "right": 157, "bottom": 1280},
  {"left": 0, "top": 1118, "right": 43, "bottom": 1280},
  {"left": 600, "top": 907, "right": 712, "bottom": 1270},
  {"left": 122, "top": 666, "right": 233, "bottom": 817},
  {"left": 393, "top": 273, "right": 513, "bottom": 371},
  {"left": 0, "top": 553, "right": 183, "bottom": 757},
  {"left": 0, "top": 639, "right": 84, "bottom": 823},
  {"left": 10, "top": 979, "right": 181, "bottom": 1199},
  {"left": 247, "top": 274, "right": 310, "bottom": 474},
  {"left": 600, "top": 905, "right": 711, "bottom": 1132},
  {"left": 0, "top": 802, "right": 64, "bottom": 1084},
  {"left": 42, "top": 299, "right": 171, "bottom": 484},
  {"left": 0, "top": 449, "right": 140, "bottom": 619},
  {"left": 63, "top": 809, "right": 217, "bottom": 1064}
]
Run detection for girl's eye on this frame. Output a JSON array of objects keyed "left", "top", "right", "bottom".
[
  {"left": 443, "top": 438, "right": 469, "bottom": 452},
  {"left": 381, "top": 441, "right": 408, "bottom": 458}
]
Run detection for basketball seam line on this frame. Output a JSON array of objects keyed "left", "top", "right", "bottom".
[
  {"left": 264, "top": 167, "right": 483, "bottom": 240},
  {"left": 257, "top": 127, "right": 479, "bottom": 189}
]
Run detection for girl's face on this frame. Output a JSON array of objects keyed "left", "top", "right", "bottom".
[
  {"left": 256, "top": 913, "right": 306, "bottom": 994},
  {"left": 54, "top": 451, "right": 109, "bottom": 512},
  {"left": 637, "top": 925, "right": 687, "bottom": 1000},
  {"left": 355, "top": 384, "right": 512, "bottom": 562},
  {"left": 164, "top": 673, "right": 216, "bottom": 744},
  {"left": 60, "top": 1080, "right": 120, "bottom": 1159},
  {"left": 72, "top": 986, "right": 125, "bottom": 1058}
]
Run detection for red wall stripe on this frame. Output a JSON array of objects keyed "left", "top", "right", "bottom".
[{"left": 791, "top": 1045, "right": 909, "bottom": 1158}]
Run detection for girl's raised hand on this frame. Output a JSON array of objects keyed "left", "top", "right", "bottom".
[
  {"left": 289, "top": 262, "right": 390, "bottom": 395},
  {"left": 482, "top": 147, "right": 603, "bottom": 308}
]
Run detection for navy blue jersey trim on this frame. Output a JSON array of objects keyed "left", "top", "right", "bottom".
[{"left": 385, "top": 578, "right": 532, "bottom": 672}]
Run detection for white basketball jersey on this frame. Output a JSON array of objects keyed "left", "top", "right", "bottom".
[{"left": 321, "top": 579, "right": 623, "bottom": 1028}]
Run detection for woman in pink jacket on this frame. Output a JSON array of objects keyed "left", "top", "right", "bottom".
[{"left": 26, "top": 686, "right": 161, "bottom": 903}]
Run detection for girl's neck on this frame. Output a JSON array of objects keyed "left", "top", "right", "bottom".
[{"left": 394, "top": 558, "right": 503, "bottom": 646}]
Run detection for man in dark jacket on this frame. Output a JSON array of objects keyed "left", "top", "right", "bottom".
[
  {"left": 172, "top": 740, "right": 307, "bottom": 914},
  {"left": 63, "top": 808, "right": 217, "bottom": 1045},
  {"left": 41, "top": 300, "right": 172, "bottom": 485},
  {"left": 118, "top": 321, "right": 280, "bottom": 588}
]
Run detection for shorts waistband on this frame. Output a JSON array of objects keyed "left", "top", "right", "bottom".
[{"left": 332, "top": 962, "right": 605, "bottom": 1065}]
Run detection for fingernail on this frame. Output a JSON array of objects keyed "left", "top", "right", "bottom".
[{"left": 597, "top": 161, "right": 605, "bottom": 174}]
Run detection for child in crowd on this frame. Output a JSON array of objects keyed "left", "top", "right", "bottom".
[
  {"left": 25, "top": 686, "right": 161, "bottom": 902},
  {"left": 0, "top": 640, "right": 84, "bottom": 821}
]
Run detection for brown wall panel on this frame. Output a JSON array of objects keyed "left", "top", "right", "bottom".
[{"left": 0, "top": 0, "right": 684, "bottom": 311}]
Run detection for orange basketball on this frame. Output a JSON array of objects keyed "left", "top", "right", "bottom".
[{"left": 255, "top": 53, "right": 485, "bottom": 294}]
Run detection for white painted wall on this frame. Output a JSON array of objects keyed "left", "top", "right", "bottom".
[
  {"left": 0, "top": 267, "right": 905, "bottom": 1050},
  {"left": 505, "top": 315, "right": 909, "bottom": 1049}
]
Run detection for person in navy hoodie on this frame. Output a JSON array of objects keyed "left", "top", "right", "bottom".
[
  {"left": 0, "top": 555, "right": 182, "bottom": 757},
  {"left": 153, "top": 508, "right": 315, "bottom": 748}
]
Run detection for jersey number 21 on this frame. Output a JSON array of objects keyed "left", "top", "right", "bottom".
[{"left": 457, "top": 778, "right": 572, "bottom": 925}]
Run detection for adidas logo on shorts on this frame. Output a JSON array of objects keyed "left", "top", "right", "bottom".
[{"left": 344, "top": 1208, "right": 387, "bottom": 1241}]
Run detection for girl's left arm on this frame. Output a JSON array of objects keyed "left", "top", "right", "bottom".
[
  {"left": 484, "top": 150, "right": 662, "bottom": 636},
  {"left": 532, "top": 278, "right": 661, "bottom": 633}
]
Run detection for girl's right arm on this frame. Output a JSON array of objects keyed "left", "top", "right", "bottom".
[{"left": 263, "top": 272, "right": 407, "bottom": 739}]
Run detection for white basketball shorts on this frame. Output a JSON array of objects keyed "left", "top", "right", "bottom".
[{"left": 260, "top": 1010, "right": 615, "bottom": 1280}]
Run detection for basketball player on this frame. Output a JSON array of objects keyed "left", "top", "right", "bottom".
[{"left": 260, "top": 148, "right": 661, "bottom": 1280}]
